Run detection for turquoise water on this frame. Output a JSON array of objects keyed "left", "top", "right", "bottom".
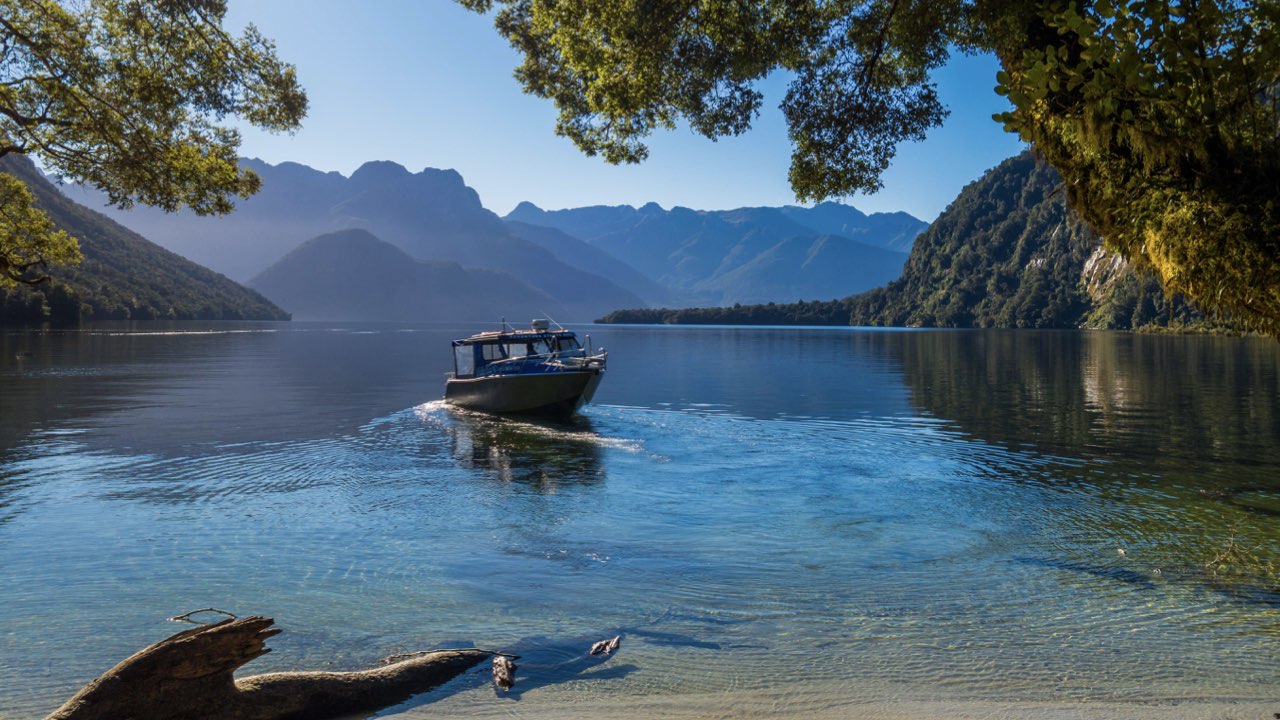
[{"left": 1, "top": 324, "right": 1277, "bottom": 718}]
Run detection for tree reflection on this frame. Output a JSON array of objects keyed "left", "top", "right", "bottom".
[
  {"left": 879, "top": 330, "right": 1280, "bottom": 468},
  {"left": 877, "top": 329, "right": 1280, "bottom": 606}
]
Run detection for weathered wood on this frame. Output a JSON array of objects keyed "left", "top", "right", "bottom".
[
  {"left": 45, "top": 616, "right": 489, "bottom": 720},
  {"left": 589, "top": 635, "right": 621, "bottom": 655},
  {"left": 490, "top": 655, "right": 517, "bottom": 691}
]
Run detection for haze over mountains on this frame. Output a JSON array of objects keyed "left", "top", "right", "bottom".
[
  {"left": 68, "top": 159, "right": 925, "bottom": 321},
  {"left": 505, "top": 201, "right": 922, "bottom": 306},
  {"left": 67, "top": 160, "right": 641, "bottom": 321},
  {"left": 6, "top": 150, "right": 1212, "bottom": 332},
  {"left": 249, "top": 229, "right": 569, "bottom": 322}
]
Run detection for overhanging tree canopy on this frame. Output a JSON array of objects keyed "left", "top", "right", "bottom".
[
  {"left": 460, "top": 0, "right": 1280, "bottom": 335},
  {"left": 0, "top": 0, "right": 306, "bottom": 285}
]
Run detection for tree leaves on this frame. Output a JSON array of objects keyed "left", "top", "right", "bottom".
[
  {"left": 473, "top": 0, "right": 954, "bottom": 197},
  {"left": 0, "top": 171, "right": 79, "bottom": 285},
  {"left": 991, "top": 0, "right": 1280, "bottom": 333},
  {"left": 0, "top": 0, "right": 307, "bottom": 291},
  {"left": 467, "top": 0, "right": 1280, "bottom": 335}
]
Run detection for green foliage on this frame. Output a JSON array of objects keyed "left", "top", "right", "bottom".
[
  {"left": 989, "top": 0, "right": 1280, "bottom": 335},
  {"left": 465, "top": 0, "right": 1280, "bottom": 336},
  {"left": 463, "top": 0, "right": 957, "bottom": 196},
  {"left": 848, "top": 152, "right": 1100, "bottom": 329},
  {"left": 0, "top": 171, "right": 79, "bottom": 283},
  {"left": 599, "top": 297, "right": 854, "bottom": 326},
  {"left": 0, "top": 0, "right": 306, "bottom": 286}
]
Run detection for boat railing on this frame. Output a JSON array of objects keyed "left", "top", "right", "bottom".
[
  {"left": 548, "top": 350, "right": 607, "bottom": 370},
  {"left": 476, "top": 349, "right": 606, "bottom": 376}
]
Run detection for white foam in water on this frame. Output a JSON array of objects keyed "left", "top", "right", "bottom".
[{"left": 413, "top": 401, "right": 647, "bottom": 454}]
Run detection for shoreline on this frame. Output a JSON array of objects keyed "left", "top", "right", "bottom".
[{"left": 380, "top": 678, "right": 1279, "bottom": 720}]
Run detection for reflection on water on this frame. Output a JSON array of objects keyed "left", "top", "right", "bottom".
[
  {"left": 419, "top": 402, "right": 607, "bottom": 489},
  {"left": 881, "top": 330, "right": 1280, "bottom": 465},
  {"left": 1, "top": 324, "right": 1278, "bottom": 719},
  {"left": 879, "top": 330, "right": 1280, "bottom": 615}
]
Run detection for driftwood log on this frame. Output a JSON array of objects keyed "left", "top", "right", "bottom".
[{"left": 44, "top": 616, "right": 490, "bottom": 720}]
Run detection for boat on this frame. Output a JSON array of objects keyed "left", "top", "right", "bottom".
[{"left": 444, "top": 319, "right": 607, "bottom": 416}]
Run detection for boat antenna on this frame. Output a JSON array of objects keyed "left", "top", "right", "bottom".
[
  {"left": 541, "top": 312, "right": 566, "bottom": 332},
  {"left": 501, "top": 316, "right": 512, "bottom": 332}
]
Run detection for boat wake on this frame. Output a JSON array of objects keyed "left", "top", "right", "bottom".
[{"left": 414, "top": 400, "right": 645, "bottom": 454}]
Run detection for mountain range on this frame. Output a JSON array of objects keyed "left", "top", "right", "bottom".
[
  {"left": 65, "top": 160, "right": 643, "bottom": 321},
  {"left": 505, "top": 201, "right": 922, "bottom": 306},
  {"left": 14, "top": 149, "right": 1207, "bottom": 334},
  {"left": 600, "top": 152, "right": 1213, "bottom": 332},
  {"left": 248, "top": 229, "right": 570, "bottom": 322},
  {"left": 66, "top": 159, "right": 925, "bottom": 320}
]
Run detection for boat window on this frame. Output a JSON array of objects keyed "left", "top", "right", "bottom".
[
  {"left": 454, "top": 345, "right": 475, "bottom": 376},
  {"left": 481, "top": 343, "right": 506, "bottom": 362},
  {"left": 505, "top": 343, "right": 531, "bottom": 358},
  {"left": 555, "top": 336, "right": 581, "bottom": 352}
]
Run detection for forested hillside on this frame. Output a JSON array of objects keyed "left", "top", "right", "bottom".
[
  {"left": 602, "top": 153, "right": 1218, "bottom": 331},
  {"left": 0, "top": 156, "right": 288, "bottom": 324},
  {"left": 844, "top": 152, "right": 1201, "bottom": 329}
]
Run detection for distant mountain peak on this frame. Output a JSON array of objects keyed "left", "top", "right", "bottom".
[
  {"left": 248, "top": 227, "right": 572, "bottom": 323},
  {"left": 639, "top": 201, "right": 665, "bottom": 214},
  {"left": 242, "top": 158, "right": 343, "bottom": 178},
  {"left": 418, "top": 167, "right": 465, "bottom": 186},
  {"left": 810, "top": 201, "right": 868, "bottom": 218},
  {"left": 349, "top": 160, "right": 413, "bottom": 185}
]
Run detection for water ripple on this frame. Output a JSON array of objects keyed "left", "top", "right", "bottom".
[{"left": 3, "top": 327, "right": 1278, "bottom": 719}]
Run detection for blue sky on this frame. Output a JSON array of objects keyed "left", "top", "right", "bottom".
[{"left": 226, "top": 1, "right": 1025, "bottom": 221}]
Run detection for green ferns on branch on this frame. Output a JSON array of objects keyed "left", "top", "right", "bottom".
[{"left": 992, "top": 0, "right": 1280, "bottom": 334}]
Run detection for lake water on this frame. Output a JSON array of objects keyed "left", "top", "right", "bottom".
[{"left": 1, "top": 323, "right": 1277, "bottom": 719}]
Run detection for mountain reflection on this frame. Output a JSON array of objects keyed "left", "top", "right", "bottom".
[
  {"left": 881, "top": 330, "right": 1280, "bottom": 469},
  {"left": 443, "top": 409, "right": 605, "bottom": 490}
]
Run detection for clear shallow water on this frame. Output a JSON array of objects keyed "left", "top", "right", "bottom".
[{"left": 1, "top": 323, "right": 1277, "bottom": 718}]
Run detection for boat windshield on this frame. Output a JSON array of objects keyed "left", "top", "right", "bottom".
[
  {"left": 453, "top": 332, "right": 584, "bottom": 378},
  {"left": 553, "top": 336, "right": 581, "bottom": 353},
  {"left": 493, "top": 335, "right": 578, "bottom": 360},
  {"left": 505, "top": 338, "right": 554, "bottom": 358}
]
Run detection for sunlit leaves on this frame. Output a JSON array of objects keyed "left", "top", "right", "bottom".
[
  {"left": 0, "top": 172, "right": 79, "bottom": 286},
  {"left": 0, "top": 0, "right": 307, "bottom": 213}
]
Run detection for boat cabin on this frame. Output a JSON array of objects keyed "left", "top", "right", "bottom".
[{"left": 451, "top": 323, "right": 586, "bottom": 379}]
